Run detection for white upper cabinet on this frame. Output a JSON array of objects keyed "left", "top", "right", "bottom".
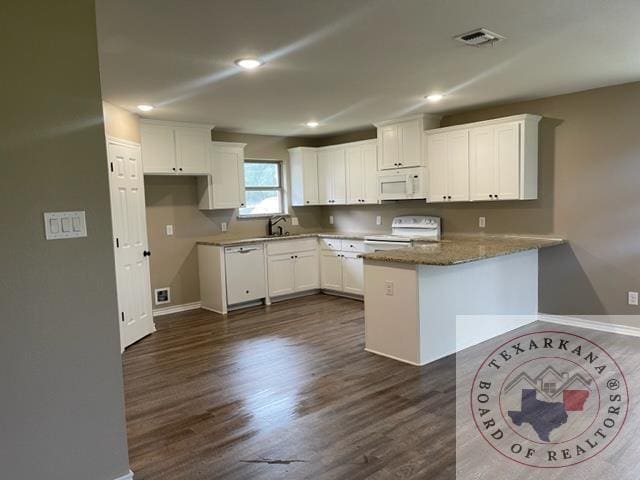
[
  {"left": 289, "top": 147, "right": 319, "bottom": 206},
  {"left": 198, "top": 142, "right": 246, "bottom": 210},
  {"left": 317, "top": 147, "right": 346, "bottom": 205},
  {"left": 346, "top": 140, "right": 378, "bottom": 204},
  {"left": 426, "top": 130, "right": 470, "bottom": 203},
  {"left": 426, "top": 114, "right": 541, "bottom": 202},
  {"left": 141, "top": 120, "right": 213, "bottom": 175},
  {"left": 376, "top": 114, "right": 441, "bottom": 170},
  {"left": 174, "top": 128, "right": 210, "bottom": 174}
]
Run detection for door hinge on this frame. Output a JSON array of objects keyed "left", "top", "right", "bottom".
[
  {"left": 121, "top": 312, "right": 125, "bottom": 323},
  {"left": 110, "top": 162, "right": 114, "bottom": 173},
  {"left": 116, "top": 238, "right": 120, "bottom": 248}
]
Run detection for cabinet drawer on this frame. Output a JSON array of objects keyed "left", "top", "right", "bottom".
[
  {"left": 340, "top": 240, "right": 366, "bottom": 253},
  {"left": 266, "top": 238, "right": 317, "bottom": 256},
  {"left": 319, "top": 238, "right": 341, "bottom": 251}
]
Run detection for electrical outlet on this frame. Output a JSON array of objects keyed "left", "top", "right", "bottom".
[
  {"left": 384, "top": 280, "right": 394, "bottom": 296},
  {"left": 329, "top": 215, "right": 334, "bottom": 225},
  {"left": 479, "top": 217, "right": 486, "bottom": 228},
  {"left": 291, "top": 217, "right": 299, "bottom": 226},
  {"left": 221, "top": 222, "right": 228, "bottom": 232},
  {"left": 165, "top": 224, "right": 174, "bottom": 236},
  {"left": 629, "top": 291, "right": 639, "bottom": 306},
  {"left": 376, "top": 215, "right": 382, "bottom": 226}
]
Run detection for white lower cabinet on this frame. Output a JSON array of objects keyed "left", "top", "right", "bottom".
[
  {"left": 267, "top": 240, "right": 319, "bottom": 297},
  {"left": 320, "top": 240, "right": 365, "bottom": 295}
]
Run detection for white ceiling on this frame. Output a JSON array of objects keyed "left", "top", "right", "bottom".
[{"left": 96, "top": 0, "right": 640, "bottom": 136}]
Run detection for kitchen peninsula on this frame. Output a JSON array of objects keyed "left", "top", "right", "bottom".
[{"left": 362, "top": 235, "right": 565, "bottom": 365}]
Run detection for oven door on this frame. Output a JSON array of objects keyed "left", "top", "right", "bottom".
[{"left": 364, "top": 240, "right": 411, "bottom": 252}]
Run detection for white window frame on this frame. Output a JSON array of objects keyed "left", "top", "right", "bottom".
[{"left": 238, "top": 158, "right": 287, "bottom": 218}]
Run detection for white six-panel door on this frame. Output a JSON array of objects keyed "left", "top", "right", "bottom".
[{"left": 107, "top": 139, "right": 156, "bottom": 350}]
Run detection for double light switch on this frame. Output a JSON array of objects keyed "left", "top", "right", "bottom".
[{"left": 44, "top": 211, "right": 87, "bottom": 240}]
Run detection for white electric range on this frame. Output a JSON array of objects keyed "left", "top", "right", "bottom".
[{"left": 364, "top": 215, "right": 441, "bottom": 251}]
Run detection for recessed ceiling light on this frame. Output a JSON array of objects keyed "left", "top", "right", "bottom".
[
  {"left": 425, "top": 94, "right": 444, "bottom": 103},
  {"left": 137, "top": 104, "right": 154, "bottom": 112},
  {"left": 306, "top": 121, "right": 319, "bottom": 128},
  {"left": 235, "top": 58, "right": 263, "bottom": 70}
]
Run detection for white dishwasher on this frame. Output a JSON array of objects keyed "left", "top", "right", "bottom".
[{"left": 224, "top": 244, "right": 266, "bottom": 306}]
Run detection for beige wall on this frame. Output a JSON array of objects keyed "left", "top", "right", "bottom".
[
  {"left": 103, "top": 101, "right": 140, "bottom": 143},
  {"left": 324, "top": 82, "right": 640, "bottom": 317},
  {"left": 0, "top": 2, "right": 130, "bottom": 479},
  {"left": 146, "top": 132, "right": 324, "bottom": 307}
]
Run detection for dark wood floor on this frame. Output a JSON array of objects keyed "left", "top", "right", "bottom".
[{"left": 123, "top": 294, "right": 456, "bottom": 480}]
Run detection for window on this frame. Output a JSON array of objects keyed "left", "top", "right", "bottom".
[{"left": 239, "top": 160, "right": 284, "bottom": 216}]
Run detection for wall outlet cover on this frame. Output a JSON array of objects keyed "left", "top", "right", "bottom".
[
  {"left": 479, "top": 217, "right": 486, "bottom": 228},
  {"left": 629, "top": 291, "right": 639, "bottom": 306},
  {"left": 291, "top": 217, "right": 299, "bottom": 226},
  {"left": 221, "top": 222, "right": 228, "bottom": 232},
  {"left": 376, "top": 215, "right": 382, "bottom": 225},
  {"left": 384, "top": 280, "right": 394, "bottom": 296},
  {"left": 166, "top": 224, "right": 174, "bottom": 236},
  {"left": 329, "top": 215, "right": 334, "bottom": 225}
]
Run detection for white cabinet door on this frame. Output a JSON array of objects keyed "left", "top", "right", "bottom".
[
  {"left": 346, "top": 146, "right": 364, "bottom": 204},
  {"left": 495, "top": 122, "right": 521, "bottom": 200},
  {"left": 294, "top": 251, "right": 319, "bottom": 291},
  {"left": 362, "top": 143, "right": 378, "bottom": 204},
  {"left": 331, "top": 148, "right": 346, "bottom": 204},
  {"left": 317, "top": 149, "right": 333, "bottom": 204},
  {"left": 469, "top": 126, "right": 496, "bottom": 201},
  {"left": 342, "top": 253, "right": 364, "bottom": 295},
  {"left": 141, "top": 124, "right": 176, "bottom": 174},
  {"left": 379, "top": 125, "right": 399, "bottom": 170},
  {"left": 447, "top": 130, "right": 470, "bottom": 201},
  {"left": 399, "top": 119, "right": 422, "bottom": 168},
  {"left": 175, "top": 127, "right": 210, "bottom": 174},
  {"left": 427, "top": 133, "right": 448, "bottom": 202},
  {"left": 302, "top": 150, "right": 319, "bottom": 205},
  {"left": 320, "top": 251, "right": 342, "bottom": 290},
  {"left": 267, "top": 254, "right": 295, "bottom": 297},
  {"left": 211, "top": 146, "right": 245, "bottom": 209}
]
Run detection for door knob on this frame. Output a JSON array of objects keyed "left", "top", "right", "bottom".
[{"left": 143, "top": 250, "right": 151, "bottom": 257}]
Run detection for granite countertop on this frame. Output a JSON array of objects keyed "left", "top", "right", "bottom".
[
  {"left": 196, "top": 231, "right": 375, "bottom": 246},
  {"left": 361, "top": 235, "right": 566, "bottom": 266}
]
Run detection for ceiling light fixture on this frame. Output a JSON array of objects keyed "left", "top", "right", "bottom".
[
  {"left": 235, "top": 58, "right": 263, "bottom": 70},
  {"left": 137, "top": 104, "right": 154, "bottom": 112},
  {"left": 306, "top": 121, "right": 319, "bottom": 128},
  {"left": 425, "top": 94, "right": 444, "bottom": 103}
]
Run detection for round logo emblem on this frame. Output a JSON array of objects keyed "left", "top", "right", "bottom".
[{"left": 470, "top": 331, "right": 629, "bottom": 468}]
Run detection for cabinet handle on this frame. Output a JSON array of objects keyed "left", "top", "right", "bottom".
[
  {"left": 306, "top": 200, "right": 310, "bottom": 204},
  {"left": 447, "top": 196, "right": 451, "bottom": 200},
  {"left": 245, "top": 290, "right": 249, "bottom": 294},
  {"left": 143, "top": 250, "right": 151, "bottom": 257},
  {"left": 172, "top": 167, "right": 176, "bottom": 171},
  {"left": 495, "top": 194, "right": 499, "bottom": 199},
  {"left": 240, "top": 203, "right": 245, "bottom": 206},
  {"left": 489, "top": 194, "right": 493, "bottom": 198},
  {"left": 442, "top": 195, "right": 446, "bottom": 200},
  {"left": 179, "top": 168, "right": 183, "bottom": 171}
]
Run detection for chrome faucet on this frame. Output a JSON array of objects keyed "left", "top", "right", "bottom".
[{"left": 267, "top": 216, "right": 287, "bottom": 236}]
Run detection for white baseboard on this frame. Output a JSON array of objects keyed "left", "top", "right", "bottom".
[
  {"left": 153, "top": 301, "right": 202, "bottom": 317},
  {"left": 114, "top": 470, "right": 134, "bottom": 480},
  {"left": 539, "top": 314, "right": 640, "bottom": 338}
]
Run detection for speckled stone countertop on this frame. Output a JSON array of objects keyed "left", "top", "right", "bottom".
[
  {"left": 361, "top": 235, "right": 566, "bottom": 266},
  {"left": 196, "top": 231, "right": 375, "bottom": 246}
]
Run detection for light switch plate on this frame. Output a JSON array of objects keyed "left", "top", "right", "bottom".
[
  {"left": 220, "top": 222, "right": 228, "bottom": 232},
  {"left": 44, "top": 211, "right": 87, "bottom": 240},
  {"left": 479, "top": 217, "right": 486, "bottom": 228},
  {"left": 376, "top": 216, "right": 382, "bottom": 226},
  {"left": 329, "top": 215, "right": 334, "bottom": 225},
  {"left": 629, "top": 291, "right": 639, "bottom": 306},
  {"left": 291, "top": 217, "right": 299, "bottom": 226},
  {"left": 166, "top": 224, "right": 174, "bottom": 236}
]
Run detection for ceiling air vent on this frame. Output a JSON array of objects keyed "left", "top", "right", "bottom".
[{"left": 454, "top": 28, "right": 505, "bottom": 47}]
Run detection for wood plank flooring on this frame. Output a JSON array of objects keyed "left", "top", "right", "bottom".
[
  {"left": 123, "top": 294, "right": 456, "bottom": 479},
  {"left": 123, "top": 294, "right": 640, "bottom": 479}
]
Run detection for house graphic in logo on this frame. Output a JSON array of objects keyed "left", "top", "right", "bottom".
[{"left": 503, "top": 366, "right": 592, "bottom": 442}]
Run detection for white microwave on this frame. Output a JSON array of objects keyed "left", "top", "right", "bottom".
[{"left": 377, "top": 167, "right": 426, "bottom": 200}]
